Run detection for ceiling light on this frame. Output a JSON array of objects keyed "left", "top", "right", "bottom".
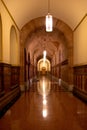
[{"left": 46, "top": 0, "right": 53, "bottom": 32}]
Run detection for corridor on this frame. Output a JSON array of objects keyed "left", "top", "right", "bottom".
[{"left": 0, "top": 75, "right": 87, "bottom": 130}]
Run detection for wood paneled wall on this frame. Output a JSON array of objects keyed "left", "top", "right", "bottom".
[
  {"left": 51, "top": 59, "right": 68, "bottom": 80},
  {"left": 0, "top": 64, "right": 4, "bottom": 97},
  {"left": 2, "top": 63, "right": 11, "bottom": 93},
  {"left": 0, "top": 63, "right": 11, "bottom": 95},
  {"left": 0, "top": 63, "right": 20, "bottom": 117},
  {"left": 29, "top": 64, "right": 37, "bottom": 78},
  {"left": 61, "top": 59, "right": 68, "bottom": 83},
  {"left": 11, "top": 66, "right": 20, "bottom": 89},
  {"left": 73, "top": 65, "right": 87, "bottom": 101}
]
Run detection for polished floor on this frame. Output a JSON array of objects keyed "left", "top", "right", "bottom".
[{"left": 0, "top": 75, "right": 87, "bottom": 130}]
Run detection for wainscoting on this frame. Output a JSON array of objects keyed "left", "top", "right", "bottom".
[
  {"left": 11, "top": 66, "right": 20, "bottom": 89},
  {"left": 0, "top": 63, "right": 20, "bottom": 117},
  {"left": 73, "top": 65, "right": 87, "bottom": 101},
  {"left": 51, "top": 59, "right": 70, "bottom": 89}
]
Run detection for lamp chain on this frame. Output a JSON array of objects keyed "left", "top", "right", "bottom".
[{"left": 48, "top": 0, "right": 50, "bottom": 13}]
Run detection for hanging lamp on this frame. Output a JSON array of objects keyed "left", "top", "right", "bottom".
[{"left": 46, "top": 0, "right": 53, "bottom": 32}]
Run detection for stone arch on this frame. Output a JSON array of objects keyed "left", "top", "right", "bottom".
[
  {"left": 10, "top": 25, "right": 18, "bottom": 65},
  {"left": 21, "top": 17, "right": 72, "bottom": 47}
]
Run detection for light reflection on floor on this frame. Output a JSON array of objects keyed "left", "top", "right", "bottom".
[
  {"left": 37, "top": 76, "right": 51, "bottom": 97},
  {"left": 37, "top": 76, "right": 51, "bottom": 118},
  {"left": 0, "top": 75, "right": 87, "bottom": 130}
]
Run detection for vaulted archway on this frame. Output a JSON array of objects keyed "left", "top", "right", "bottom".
[{"left": 20, "top": 17, "right": 73, "bottom": 89}]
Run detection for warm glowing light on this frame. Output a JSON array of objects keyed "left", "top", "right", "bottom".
[
  {"left": 42, "top": 79, "right": 47, "bottom": 98},
  {"left": 43, "top": 50, "right": 46, "bottom": 56},
  {"left": 46, "top": 14, "right": 53, "bottom": 32},
  {"left": 42, "top": 81, "right": 47, "bottom": 105},
  {"left": 43, "top": 99, "right": 47, "bottom": 105},
  {"left": 43, "top": 57, "right": 46, "bottom": 62},
  {"left": 43, "top": 94, "right": 46, "bottom": 98},
  {"left": 43, "top": 109, "right": 47, "bottom": 118},
  {"left": 43, "top": 50, "right": 47, "bottom": 62}
]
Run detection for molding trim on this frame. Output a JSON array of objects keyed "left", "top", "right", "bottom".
[
  {"left": 74, "top": 14, "right": 87, "bottom": 31},
  {"left": 73, "top": 63, "right": 87, "bottom": 68},
  {"left": 1, "top": 0, "right": 20, "bottom": 31}
]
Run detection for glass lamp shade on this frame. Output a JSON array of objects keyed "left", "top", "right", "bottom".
[{"left": 46, "top": 13, "right": 53, "bottom": 32}]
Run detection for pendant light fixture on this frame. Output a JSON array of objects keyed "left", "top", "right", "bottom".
[{"left": 46, "top": 0, "right": 53, "bottom": 32}]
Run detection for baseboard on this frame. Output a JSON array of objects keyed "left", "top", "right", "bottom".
[
  {"left": 61, "top": 79, "right": 74, "bottom": 92},
  {"left": 73, "top": 87, "right": 87, "bottom": 102}
]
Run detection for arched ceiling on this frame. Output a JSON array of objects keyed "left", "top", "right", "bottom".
[
  {"left": 2, "top": 0, "right": 87, "bottom": 30},
  {"left": 25, "top": 28, "right": 66, "bottom": 61},
  {"left": 21, "top": 17, "right": 73, "bottom": 63}
]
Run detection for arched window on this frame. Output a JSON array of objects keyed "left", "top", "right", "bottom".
[
  {"left": 10, "top": 26, "right": 18, "bottom": 65},
  {"left": 0, "top": 15, "right": 2, "bottom": 61}
]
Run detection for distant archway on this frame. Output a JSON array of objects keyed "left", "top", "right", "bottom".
[
  {"left": 37, "top": 58, "right": 51, "bottom": 75},
  {"left": 38, "top": 58, "right": 51, "bottom": 71}
]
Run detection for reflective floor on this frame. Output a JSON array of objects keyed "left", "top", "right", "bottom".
[{"left": 0, "top": 75, "right": 87, "bottom": 130}]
